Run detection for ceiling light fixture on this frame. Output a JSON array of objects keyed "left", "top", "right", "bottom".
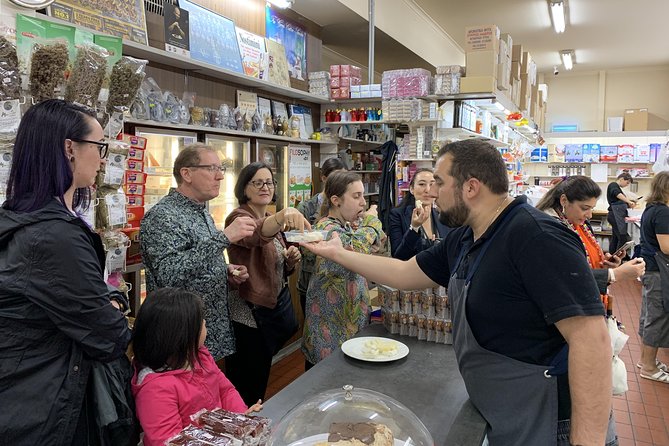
[
  {"left": 267, "top": 0, "right": 294, "bottom": 8},
  {"left": 560, "top": 50, "right": 574, "bottom": 70},
  {"left": 549, "top": 1, "right": 566, "bottom": 33}
]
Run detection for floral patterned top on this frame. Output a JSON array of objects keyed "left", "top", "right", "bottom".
[
  {"left": 301, "top": 214, "right": 386, "bottom": 364},
  {"left": 139, "top": 189, "right": 234, "bottom": 359}
]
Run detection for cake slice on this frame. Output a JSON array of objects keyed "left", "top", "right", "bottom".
[{"left": 315, "top": 422, "right": 394, "bottom": 446}]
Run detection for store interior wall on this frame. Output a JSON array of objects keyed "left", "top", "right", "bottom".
[{"left": 544, "top": 66, "right": 669, "bottom": 132}]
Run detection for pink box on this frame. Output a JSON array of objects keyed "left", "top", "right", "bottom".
[
  {"left": 331, "top": 88, "right": 341, "bottom": 99},
  {"left": 330, "top": 77, "right": 341, "bottom": 88},
  {"left": 340, "top": 65, "right": 351, "bottom": 77},
  {"left": 339, "top": 87, "right": 350, "bottom": 98},
  {"left": 350, "top": 76, "right": 362, "bottom": 86},
  {"left": 350, "top": 66, "right": 362, "bottom": 78},
  {"left": 340, "top": 76, "right": 350, "bottom": 87},
  {"left": 329, "top": 65, "right": 340, "bottom": 77}
]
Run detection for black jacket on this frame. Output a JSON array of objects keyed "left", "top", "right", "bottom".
[
  {"left": 0, "top": 200, "right": 131, "bottom": 445},
  {"left": 389, "top": 205, "right": 451, "bottom": 260}
]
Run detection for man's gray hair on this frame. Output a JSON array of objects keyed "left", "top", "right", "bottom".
[{"left": 173, "top": 143, "right": 215, "bottom": 185}]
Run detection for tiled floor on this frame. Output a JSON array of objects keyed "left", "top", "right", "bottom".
[{"left": 266, "top": 279, "right": 669, "bottom": 445}]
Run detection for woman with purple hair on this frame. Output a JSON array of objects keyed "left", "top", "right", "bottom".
[{"left": 0, "top": 100, "right": 131, "bottom": 444}]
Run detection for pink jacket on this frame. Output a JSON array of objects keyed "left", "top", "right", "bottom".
[{"left": 131, "top": 346, "right": 247, "bottom": 446}]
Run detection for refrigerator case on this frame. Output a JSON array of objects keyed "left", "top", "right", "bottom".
[
  {"left": 205, "top": 134, "right": 251, "bottom": 228},
  {"left": 135, "top": 127, "right": 198, "bottom": 211}
]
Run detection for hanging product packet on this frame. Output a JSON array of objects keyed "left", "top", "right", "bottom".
[
  {"left": 28, "top": 38, "right": 70, "bottom": 102},
  {"left": 105, "top": 56, "right": 148, "bottom": 129},
  {"left": 0, "top": 33, "right": 21, "bottom": 101},
  {"left": 144, "top": 77, "right": 166, "bottom": 122},
  {"left": 96, "top": 188, "right": 128, "bottom": 230},
  {"left": 96, "top": 141, "right": 130, "bottom": 189},
  {"left": 65, "top": 42, "right": 109, "bottom": 107},
  {"left": 101, "top": 230, "right": 130, "bottom": 274},
  {"left": 163, "top": 90, "right": 181, "bottom": 124}
]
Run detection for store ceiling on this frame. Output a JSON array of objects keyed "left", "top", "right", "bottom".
[{"left": 292, "top": 0, "right": 669, "bottom": 74}]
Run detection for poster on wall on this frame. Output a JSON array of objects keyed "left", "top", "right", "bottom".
[
  {"left": 265, "top": 38, "right": 291, "bottom": 87},
  {"left": 235, "top": 28, "right": 268, "bottom": 80},
  {"left": 265, "top": 5, "right": 306, "bottom": 81},
  {"left": 178, "top": 0, "right": 243, "bottom": 73},
  {"left": 48, "top": 0, "right": 148, "bottom": 45},
  {"left": 164, "top": 3, "right": 190, "bottom": 57},
  {"left": 288, "top": 144, "right": 312, "bottom": 208}
]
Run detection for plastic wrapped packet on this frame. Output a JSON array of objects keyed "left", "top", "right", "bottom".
[
  {"left": 192, "top": 408, "right": 270, "bottom": 446},
  {"left": 163, "top": 91, "right": 181, "bottom": 123},
  {"left": 96, "top": 140, "right": 129, "bottom": 188},
  {"left": 166, "top": 425, "right": 238, "bottom": 446},
  {"left": 130, "top": 85, "right": 149, "bottom": 120},
  {"left": 208, "top": 108, "right": 221, "bottom": 128},
  {"left": 106, "top": 56, "right": 147, "bottom": 118},
  {"left": 142, "top": 77, "right": 165, "bottom": 122},
  {"left": 435, "top": 319, "right": 445, "bottom": 344},
  {"left": 96, "top": 188, "right": 127, "bottom": 230},
  {"left": 178, "top": 99, "right": 191, "bottom": 125},
  {"left": 411, "top": 291, "right": 421, "bottom": 316},
  {"left": 190, "top": 106, "right": 205, "bottom": 126},
  {"left": 417, "top": 315, "right": 427, "bottom": 341},
  {"left": 101, "top": 230, "right": 130, "bottom": 274},
  {"left": 421, "top": 292, "right": 435, "bottom": 318},
  {"left": 28, "top": 39, "right": 69, "bottom": 102},
  {"left": 399, "top": 313, "right": 409, "bottom": 337},
  {"left": 426, "top": 318, "right": 436, "bottom": 342},
  {"left": 400, "top": 290, "right": 412, "bottom": 314},
  {"left": 0, "top": 35, "right": 21, "bottom": 101},
  {"left": 65, "top": 43, "right": 108, "bottom": 107},
  {"left": 283, "top": 230, "right": 328, "bottom": 243},
  {"left": 219, "top": 103, "right": 231, "bottom": 129},
  {"left": 443, "top": 320, "right": 453, "bottom": 345}
]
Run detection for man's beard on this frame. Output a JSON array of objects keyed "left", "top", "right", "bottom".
[{"left": 438, "top": 193, "right": 469, "bottom": 227}]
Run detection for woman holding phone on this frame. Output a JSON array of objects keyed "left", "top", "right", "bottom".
[{"left": 537, "top": 176, "right": 645, "bottom": 315}]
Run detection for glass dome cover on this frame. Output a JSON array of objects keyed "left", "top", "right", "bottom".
[{"left": 268, "top": 385, "right": 433, "bottom": 446}]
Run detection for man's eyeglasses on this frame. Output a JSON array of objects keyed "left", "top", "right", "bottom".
[
  {"left": 186, "top": 165, "right": 227, "bottom": 174},
  {"left": 70, "top": 138, "right": 109, "bottom": 158},
  {"left": 248, "top": 179, "right": 277, "bottom": 190}
]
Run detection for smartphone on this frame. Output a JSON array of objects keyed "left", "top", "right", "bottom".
[{"left": 612, "top": 241, "right": 635, "bottom": 259}]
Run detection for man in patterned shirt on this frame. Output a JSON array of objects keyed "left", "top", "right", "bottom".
[{"left": 140, "top": 143, "right": 256, "bottom": 360}]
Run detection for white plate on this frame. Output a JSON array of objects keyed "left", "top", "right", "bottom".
[
  {"left": 340, "top": 336, "right": 409, "bottom": 362},
  {"left": 288, "top": 433, "right": 408, "bottom": 446}
]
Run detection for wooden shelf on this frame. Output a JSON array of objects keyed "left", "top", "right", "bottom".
[
  {"left": 329, "top": 98, "right": 382, "bottom": 104},
  {"left": 324, "top": 120, "right": 387, "bottom": 126},
  {"left": 338, "top": 137, "right": 386, "bottom": 147},
  {"left": 544, "top": 131, "right": 667, "bottom": 138},
  {"left": 38, "top": 14, "right": 330, "bottom": 105},
  {"left": 125, "top": 118, "right": 331, "bottom": 145}
]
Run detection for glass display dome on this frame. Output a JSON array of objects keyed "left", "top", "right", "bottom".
[{"left": 268, "top": 385, "right": 433, "bottom": 446}]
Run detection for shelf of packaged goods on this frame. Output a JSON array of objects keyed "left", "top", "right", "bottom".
[
  {"left": 338, "top": 136, "right": 386, "bottom": 147},
  {"left": 124, "top": 118, "right": 332, "bottom": 145},
  {"left": 438, "top": 127, "right": 510, "bottom": 148},
  {"left": 324, "top": 120, "right": 387, "bottom": 126},
  {"left": 330, "top": 98, "right": 383, "bottom": 104},
  {"left": 37, "top": 14, "right": 330, "bottom": 105},
  {"left": 544, "top": 131, "right": 667, "bottom": 139}
]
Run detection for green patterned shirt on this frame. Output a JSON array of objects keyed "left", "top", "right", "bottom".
[{"left": 139, "top": 189, "right": 234, "bottom": 359}]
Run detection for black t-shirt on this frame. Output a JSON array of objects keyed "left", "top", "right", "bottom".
[
  {"left": 640, "top": 203, "right": 669, "bottom": 271},
  {"left": 607, "top": 182, "right": 625, "bottom": 205},
  {"left": 416, "top": 196, "right": 605, "bottom": 365}
]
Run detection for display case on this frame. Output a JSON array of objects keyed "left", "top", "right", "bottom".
[{"left": 268, "top": 384, "right": 433, "bottom": 446}]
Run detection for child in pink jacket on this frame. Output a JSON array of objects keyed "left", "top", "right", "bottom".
[{"left": 131, "top": 288, "right": 262, "bottom": 446}]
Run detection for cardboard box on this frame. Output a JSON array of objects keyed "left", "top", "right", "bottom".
[
  {"left": 464, "top": 24, "right": 500, "bottom": 52},
  {"left": 624, "top": 108, "right": 648, "bottom": 131},
  {"left": 119, "top": 133, "right": 147, "bottom": 150},
  {"left": 496, "top": 63, "right": 510, "bottom": 91},
  {"left": 512, "top": 44, "right": 523, "bottom": 62},
  {"left": 521, "top": 52, "right": 533, "bottom": 74},
  {"left": 501, "top": 33, "right": 513, "bottom": 52},
  {"left": 607, "top": 117, "right": 624, "bottom": 132},
  {"left": 121, "top": 227, "right": 142, "bottom": 265},
  {"left": 460, "top": 76, "right": 496, "bottom": 93},
  {"left": 520, "top": 74, "right": 530, "bottom": 103},
  {"left": 465, "top": 50, "right": 498, "bottom": 77}
]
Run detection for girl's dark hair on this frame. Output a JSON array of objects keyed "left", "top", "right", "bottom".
[
  {"left": 234, "top": 161, "right": 276, "bottom": 205},
  {"left": 321, "top": 157, "right": 346, "bottom": 178},
  {"left": 535, "top": 176, "right": 601, "bottom": 212},
  {"left": 647, "top": 171, "right": 669, "bottom": 206},
  {"left": 320, "top": 170, "right": 362, "bottom": 216},
  {"left": 3, "top": 99, "right": 97, "bottom": 213},
  {"left": 132, "top": 288, "right": 204, "bottom": 371},
  {"left": 399, "top": 168, "right": 433, "bottom": 209}
]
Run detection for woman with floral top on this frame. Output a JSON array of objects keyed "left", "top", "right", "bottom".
[
  {"left": 301, "top": 171, "right": 386, "bottom": 369},
  {"left": 224, "top": 162, "right": 310, "bottom": 406}
]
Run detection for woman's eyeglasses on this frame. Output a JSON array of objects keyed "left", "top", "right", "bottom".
[
  {"left": 70, "top": 138, "right": 109, "bottom": 158},
  {"left": 248, "top": 179, "right": 277, "bottom": 190},
  {"left": 186, "top": 165, "right": 227, "bottom": 174}
]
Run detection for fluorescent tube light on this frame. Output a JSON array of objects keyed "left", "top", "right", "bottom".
[
  {"left": 560, "top": 50, "right": 574, "bottom": 70},
  {"left": 550, "top": 1, "right": 565, "bottom": 33}
]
